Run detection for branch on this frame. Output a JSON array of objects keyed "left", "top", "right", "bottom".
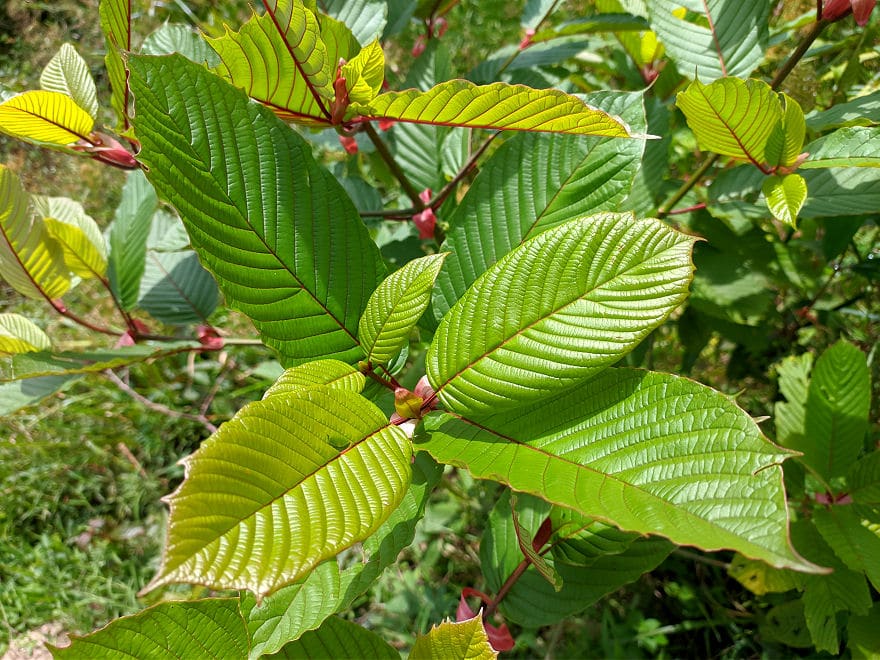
[{"left": 363, "top": 122, "right": 424, "bottom": 208}]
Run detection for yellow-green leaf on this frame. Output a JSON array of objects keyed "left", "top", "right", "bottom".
[
  {"left": 0, "top": 166, "right": 71, "bottom": 300},
  {"left": 765, "top": 94, "right": 806, "bottom": 169},
  {"left": 0, "top": 314, "right": 51, "bottom": 356},
  {"left": 350, "top": 80, "right": 633, "bottom": 137},
  {"left": 263, "top": 359, "right": 365, "bottom": 398},
  {"left": 341, "top": 39, "right": 385, "bottom": 105},
  {"left": 410, "top": 615, "right": 497, "bottom": 660},
  {"left": 0, "top": 90, "right": 93, "bottom": 146},
  {"left": 35, "top": 196, "right": 107, "bottom": 279},
  {"left": 39, "top": 43, "right": 100, "bottom": 120},
  {"left": 99, "top": 0, "right": 131, "bottom": 129},
  {"left": 762, "top": 173, "right": 807, "bottom": 229}
]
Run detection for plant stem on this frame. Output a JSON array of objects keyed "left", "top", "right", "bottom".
[
  {"left": 657, "top": 155, "right": 718, "bottom": 218},
  {"left": 431, "top": 132, "right": 499, "bottom": 209},
  {"left": 50, "top": 299, "right": 122, "bottom": 336},
  {"left": 363, "top": 122, "right": 424, "bottom": 208},
  {"left": 483, "top": 558, "right": 530, "bottom": 619}
]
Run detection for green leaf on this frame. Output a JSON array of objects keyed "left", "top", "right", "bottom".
[
  {"left": 207, "top": 0, "right": 334, "bottom": 124},
  {"left": 39, "top": 43, "right": 99, "bottom": 120},
  {"left": 52, "top": 598, "right": 248, "bottom": 659},
  {"left": 418, "top": 368, "right": 817, "bottom": 572},
  {"left": 37, "top": 196, "right": 108, "bottom": 279},
  {"left": 728, "top": 554, "right": 802, "bottom": 596},
  {"left": 0, "top": 91, "right": 93, "bottom": 147},
  {"left": 645, "top": 0, "right": 769, "bottom": 82},
  {"left": 271, "top": 616, "right": 398, "bottom": 659},
  {"left": 145, "top": 388, "right": 411, "bottom": 597},
  {"left": 0, "top": 314, "right": 51, "bottom": 355},
  {"left": 359, "top": 253, "right": 446, "bottom": 366},
  {"left": 107, "top": 170, "right": 157, "bottom": 311},
  {"left": 0, "top": 374, "right": 79, "bottom": 416},
  {"left": 351, "top": 80, "right": 634, "bottom": 137},
  {"left": 427, "top": 214, "right": 695, "bottom": 415},
  {"left": 800, "top": 127, "right": 880, "bottom": 169},
  {"left": 263, "top": 359, "right": 365, "bottom": 399},
  {"left": 7, "top": 344, "right": 202, "bottom": 380},
  {"left": 676, "top": 77, "right": 782, "bottom": 167},
  {"left": 508, "top": 492, "right": 562, "bottom": 591},
  {"left": 242, "top": 453, "right": 441, "bottom": 658},
  {"left": 806, "top": 91, "right": 880, "bottom": 131},
  {"left": 801, "top": 168, "right": 880, "bottom": 217},
  {"left": 99, "top": 0, "right": 131, "bottom": 129},
  {"left": 849, "top": 604, "right": 880, "bottom": 660},
  {"left": 764, "top": 94, "right": 806, "bottom": 168},
  {"left": 138, "top": 249, "right": 219, "bottom": 325},
  {"left": 758, "top": 600, "right": 813, "bottom": 649},
  {"left": 321, "top": 0, "right": 388, "bottom": 46},
  {"left": 814, "top": 507, "right": 880, "bottom": 591},
  {"left": 800, "top": 340, "right": 870, "bottom": 481},
  {"left": 762, "top": 173, "right": 807, "bottom": 229},
  {"left": 775, "top": 352, "right": 814, "bottom": 449},
  {"left": 410, "top": 615, "right": 497, "bottom": 660},
  {"left": 849, "top": 451, "right": 880, "bottom": 509},
  {"left": 0, "top": 165, "right": 71, "bottom": 300},
  {"left": 141, "top": 23, "right": 220, "bottom": 66},
  {"left": 341, "top": 40, "right": 385, "bottom": 105},
  {"left": 434, "top": 91, "right": 648, "bottom": 319},
  {"left": 128, "top": 54, "right": 386, "bottom": 366}
]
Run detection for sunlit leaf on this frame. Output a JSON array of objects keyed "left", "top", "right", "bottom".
[
  {"left": 262, "top": 359, "right": 365, "bottom": 399},
  {"left": 762, "top": 173, "right": 807, "bottom": 229},
  {"left": 99, "top": 0, "right": 131, "bottom": 128},
  {"left": 728, "top": 554, "right": 802, "bottom": 596},
  {"left": 410, "top": 615, "right": 497, "bottom": 660},
  {"left": 272, "top": 616, "right": 398, "bottom": 659},
  {"left": 341, "top": 40, "right": 385, "bottom": 105},
  {"left": 145, "top": 388, "right": 411, "bottom": 597},
  {"left": 0, "top": 314, "right": 51, "bottom": 356},
  {"left": 764, "top": 94, "right": 805, "bottom": 168},
  {"left": 814, "top": 507, "right": 880, "bottom": 591},
  {"left": 320, "top": 0, "right": 388, "bottom": 45},
  {"left": 107, "top": 170, "right": 157, "bottom": 311},
  {"left": 39, "top": 43, "right": 99, "bottom": 119},
  {"left": 0, "top": 90, "right": 93, "bottom": 146},
  {"left": 418, "top": 368, "right": 818, "bottom": 572},
  {"left": 141, "top": 23, "right": 220, "bottom": 66},
  {"left": 427, "top": 213, "right": 695, "bottom": 415},
  {"left": 800, "top": 127, "right": 880, "bottom": 169},
  {"left": 35, "top": 196, "right": 107, "bottom": 279}
]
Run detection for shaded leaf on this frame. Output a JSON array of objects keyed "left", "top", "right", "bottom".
[
  {"left": 141, "top": 23, "right": 220, "bottom": 66},
  {"left": 814, "top": 507, "right": 880, "bottom": 591},
  {"left": 758, "top": 600, "right": 813, "bottom": 649},
  {"left": 410, "top": 615, "right": 497, "bottom": 660},
  {"left": 321, "top": 0, "right": 388, "bottom": 45},
  {"left": 806, "top": 91, "right": 880, "bottom": 130},
  {"left": 39, "top": 43, "right": 99, "bottom": 119},
  {"left": 99, "top": 0, "right": 131, "bottom": 128},
  {"left": 775, "top": 352, "right": 814, "bottom": 449},
  {"left": 0, "top": 91, "right": 93, "bottom": 147},
  {"left": 849, "top": 604, "right": 880, "bottom": 660},
  {"left": 802, "top": 168, "right": 880, "bottom": 217},
  {"left": 263, "top": 359, "right": 365, "bottom": 399},
  {"left": 762, "top": 173, "right": 806, "bottom": 229},
  {"left": 849, "top": 452, "right": 880, "bottom": 509},
  {"left": 107, "top": 170, "right": 157, "bottom": 311},
  {"left": 427, "top": 214, "right": 695, "bottom": 415},
  {"left": 0, "top": 314, "right": 51, "bottom": 355},
  {"left": 0, "top": 375, "right": 79, "bottom": 416},
  {"left": 137, "top": 249, "right": 219, "bottom": 325},
  {"left": 37, "top": 196, "right": 107, "bottom": 279},
  {"left": 271, "top": 616, "right": 397, "bottom": 659}
]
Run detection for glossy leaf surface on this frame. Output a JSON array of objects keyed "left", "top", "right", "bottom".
[
  {"left": 263, "top": 359, "right": 365, "bottom": 399},
  {"left": 0, "top": 91, "right": 93, "bottom": 146},
  {"left": 39, "top": 43, "right": 99, "bottom": 119},
  {"left": 129, "top": 54, "right": 385, "bottom": 365},
  {"left": 410, "top": 615, "right": 497, "bottom": 660},
  {"left": 145, "top": 388, "right": 411, "bottom": 596},
  {"left": 427, "top": 214, "right": 695, "bottom": 414},
  {"left": 272, "top": 616, "right": 397, "bottom": 659},
  {"left": 419, "top": 368, "right": 815, "bottom": 571},
  {"left": 0, "top": 314, "right": 51, "bottom": 355}
]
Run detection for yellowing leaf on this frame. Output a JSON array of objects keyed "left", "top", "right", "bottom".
[
  {"left": 0, "top": 313, "right": 51, "bottom": 356},
  {"left": 0, "top": 90, "right": 93, "bottom": 146},
  {"left": 341, "top": 40, "right": 385, "bottom": 105},
  {"left": 763, "top": 173, "right": 807, "bottom": 229},
  {"left": 38, "top": 196, "right": 108, "bottom": 279},
  {"left": 410, "top": 615, "right": 497, "bottom": 660},
  {"left": 39, "top": 43, "right": 100, "bottom": 119},
  {"left": 350, "top": 80, "right": 633, "bottom": 137}
]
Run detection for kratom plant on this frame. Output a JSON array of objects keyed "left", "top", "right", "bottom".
[{"left": 0, "top": 0, "right": 877, "bottom": 656}]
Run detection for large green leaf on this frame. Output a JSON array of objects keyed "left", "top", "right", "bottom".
[
  {"left": 144, "top": 388, "right": 411, "bottom": 597},
  {"left": 410, "top": 615, "right": 497, "bottom": 660},
  {"left": 0, "top": 91, "right": 93, "bottom": 147},
  {"left": 427, "top": 214, "right": 695, "bottom": 415},
  {"left": 241, "top": 453, "right": 441, "bottom": 658},
  {"left": 39, "top": 43, "right": 99, "bottom": 120},
  {"left": 802, "top": 168, "right": 880, "bottom": 217},
  {"left": 0, "top": 314, "right": 51, "bottom": 355},
  {"left": 107, "top": 170, "right": 157, "bottom": 311},
  {"left": 800, "top": 127, "right": 880, "bottom": 169},
  {"left": 359, "top": 253, "right": 446, "bottom": 366},
  {"left": 99, "top": 0, "right": 131, "bottom": 128},
  {"left": 0, "top": 165, "right": 71, "bottom": 300},
  {"left": 52, "top": 598, "right": 248, "bottom": 659},
  {"left": 645, "top": 0, "right": 769, "bottom": 81},
  {"left": 434, "top": 91, "right": 648, "bottom": 318},
  {"left": 128, "top": 54, "right": 385, "bottom": 365},
  {"left": 805, "top": 91, "right": 880, "bottom": 131},
  {"left": 801, "top": 340, "right": 870, "bottom": 481},
  {"left": 263, "top": 359, "right": 365, "bottom": 399},
  {"left": 418, "top": 368, "right": 817, "bottom": 572},
  {"left": 271, "top": 616, "right": 397, "bottom": 659},
  {"left": 350, "top": 80, "right": 633, "bottom": 137},
  {"left": 36, "top": 196, "right": 107, "bottom": 280}
]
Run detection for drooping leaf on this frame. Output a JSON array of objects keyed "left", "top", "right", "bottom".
[
  {"left": 814, "top": 507, "right": 880, "bottom": 591},
  {"left": 800, "top": 340, "right": 870, "bottom": 481},
  {"left": 0, "top": 91, "right": 93, "bottom": 147},
  {"left": 805, "top": 91, "right": 880, "bottom": 131},
  {"left": 418, "top": 368, "right": 817, "bottom": 572},
  {"left": 764, "top": 94, "right": 806, "bottom": 168},
  {"left": 207, "top": 0, "right": 334, "bottom": 124},
  {"left": 359, "top": 253, "right": 446, "bottom": 366},
  {"left": 0, "top": 375, "right": 79, "bottom": 416},
  {"left": 39, "top": 43, "right": 99, "bottom": 120},
  {"left": 107, "top": 170, "right": 157, "bottom": 311},
  {"left": 762, "top": 173, "right": 807, "bottom": 228},
  {"left": 271, "top": 616, "right": 398, "bottom": 659},
  {"left": 241, "top": 453, "right": 441, "bottom": 659},
  {"left": 427, "top": 214, "right": 695, "bottom": 415},
  {"left": 144, "top": 388, "right": 411, "bottom": 597},
  {"left": 645, "top": 0, "right": 769, "bottom": 81},
  {"left": 52, "top": 598, "right": 248, "bottom": 659},
  {"left": 128, "top": 54, "right": 385, "bottom": 365},
  {"left": 35, "top": 196, "right": 107, "bottom": 279},
  {"left": 137, "top": 250, "right": 219, "bottom": 325},
  {"left": 434, "top": 91, "right": 648, "bottom": 318},
  {"left": 341, "top": 40, "right": 385, "bottom": 105},
  {"left": 676, "top": 77, "right": 782, "bottom": 168},
  {"left": 350, "top": 79, "right": 633, "bottom": 137},
  {"left": 262, "top": 359, "right": 365, "bottom": 398},
  {"left": 410, "top": 615, "right": 497, "bottom": 660},
  {"left": 0, "top": 314, "right": 51, "bottom": 355},
  {"left": 728, "top": 554, "right": 802, "bottom": 596},
  {"left": 321, "top": 0, "right": 388, "bottom": 46},
  {"left": 0, "top": 165, "right": 71, "bottom": 300},
  {"left": 141, "top": 23, "right": 220, "bottom": 66},
  {"left": 99, "top": 0, "right": 131, "bottom": 128},
  {"left": 800, "top": 127, "right": 880, "bottom": 169}
]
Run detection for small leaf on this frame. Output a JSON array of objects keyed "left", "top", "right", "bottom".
[
  {"left": 764, "top": 94, "right": 806, "bottom": 168},
  {"left": 351, "top": 79, "right": 633, "bottom": 137},
  {"left": 775, "top": 352, "right": 814, "bottom": 449},
  {"left": 99, "top": 0, "right": 132, "bottom": 128},
  {"left": 107, "top": 170, "right": 157, "bottom": 311},
  {"left": 676, "top": 77, "right": 782, "bottom": 168},
  {"left": 341, "top": 40, "right": 385, "bottom": 105},
  {"left": 52, "top": 598, "right": 248, "bottom": 659},
  {"left": 800, "top": 127, "right": 880, "bottom": 169},
  {"left": 36, "top": 196, "right": 107, "bottom": 279},
  {"left": 39, "top": 43, "right": 99, "bottom": 120},
  {"left": 0, "top": 90, "right": 93, "bottom": 146},
  {"left": 145, "top": 388, "right": 411, "bottom": 597},
  {"left": 262, "top": 359, "right": 365, "bottom": 398},
  {"left": 273, "top": 616, "right": 398, "bottom": 659},
  {"left": 359, "top": 253, "right": 446, "bottom": 366},
  {"left": 0, "top": 314, "right": 51, "bottom": 355},
  {"left": 728, "top": 554, "right": 803, "bottom": 596},
  {"left": 410, "top": 615, "right": 497, "bottom": 660},
  {"left": 509, "top": 493, "right": 563, "bottom": 591},
  {"left": 762, "top": 173, "right": 807, "bottom": 228}
]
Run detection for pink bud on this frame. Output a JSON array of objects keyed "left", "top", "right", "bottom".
[
  {"left": 519, "top": 27, "right": 536, "bottom": 50},
  {"left": 412, "top": 36, "right": 426, "bottom": 57},
  {"left": 339, "top": 135, "right": 358, "bottom": 154},
  {"left": 413, "top": 208, "right": 436, "bottom": 239}
]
